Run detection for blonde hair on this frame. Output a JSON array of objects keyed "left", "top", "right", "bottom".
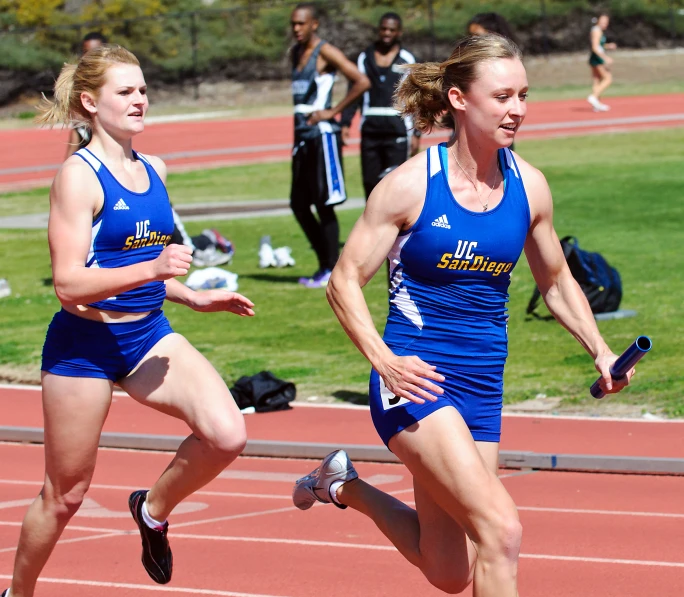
[
  {"left": 395, "top": 34, "right": 522, "bottom": 133},
  {"left": 36, "top": 44, "right": 140, "bottom": 130}
]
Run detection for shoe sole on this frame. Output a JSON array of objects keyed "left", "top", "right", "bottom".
[{"left": 129, "top": 492, "right": 173, "bottom": 585}]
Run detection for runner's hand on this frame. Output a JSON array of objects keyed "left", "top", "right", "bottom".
[
  {"left": 191, "top": 290, "right": 255, "bottom": 316},
  {"left": 307, "top": 109, "right": 336, "bottom": 126},
  {"left": 377, "top": 354, "right": 445, "bottom": 405},
  {"left": 341, "top": 126, "right": 351, "bottom": 146},
  {"left": 153, "top": 244, "right": 193, "bottom": 280},
  {"left": 594, "top": 352, "right": 634, "bottom": 395}
]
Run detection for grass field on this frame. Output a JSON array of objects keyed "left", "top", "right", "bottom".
[{"left": 0, "top": 128, "right": 682, "bottom": 415}]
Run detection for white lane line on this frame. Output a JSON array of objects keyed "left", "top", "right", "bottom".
[
  {"left": 0, "top": 498, "right": 33, "bottom": 509},
  {"left": 2, "top": 524, "right": 683, "bottom": 570},
  {"left": 518, "top": 506, "right": 684, "bottom": 519},
  {"left": 0, "top": 531, "right": 127, "bottom": 553},
  {"left": 170, "top": 535, "right": 684, "bottom": 568},
  {"left": 218, "top": 471, "right": 403, "bottom": 486},
  {"left": 0, "top": 481, "right": 682, "bottom": 520},
  {"left": 520, "top": 553, "right": 684, "bottom": 568},
  {"left": 0, "top": 521, "right": 127, "bottom": 533},
  {"left": 0, "top": 480, "right": 303, "bottom": 500},
  {"left": 0, "top": 574, "right": 292, "bottom": 596},
  {"left": 172, "top": 505, "right": 299, "bottom": 529}
]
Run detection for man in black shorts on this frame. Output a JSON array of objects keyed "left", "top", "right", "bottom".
[
  {"left": 341, "top": 12, "right": 420, "bottom": 200},
  {"left": 290, "top": 2, "right": 370, "bottom": 288}
]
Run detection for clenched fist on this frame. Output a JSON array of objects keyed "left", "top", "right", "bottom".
[{"left": 153, "top": 244, "right": 193, "bottom": 280}]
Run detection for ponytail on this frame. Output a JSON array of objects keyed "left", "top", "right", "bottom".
[
  {"left": 36, "top": 63, "right": 83, "bottom": 128},
  {"left": 394, "top": 62, "right": 450, "bottom": 133}
]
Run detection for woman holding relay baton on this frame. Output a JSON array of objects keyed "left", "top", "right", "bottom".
[{"left": 291, "top": 34, "right": 636, "bottom": 597}]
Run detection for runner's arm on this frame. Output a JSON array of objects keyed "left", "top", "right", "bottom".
[
  {"left": 313, "top": 43, "right": 370, "bottom": 120},
  {"left": 520, "top": 160, "right": 628, "bottom": 392},
  {"left": 326, "top": 156, "right": 444, "bottom": 402},
  {"left": 590, "top": 27, "right": 606, "bottom": 57}
]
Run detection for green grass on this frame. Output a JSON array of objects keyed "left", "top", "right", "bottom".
[
  {"left": 0, "top": 128, "right": 682, "bottom": 415},
  {"left": 528, "top": 80, "right": 684, "bottom": 102},
  {"left": 0, "top": 157, "right": 365, "bottom": 218}
]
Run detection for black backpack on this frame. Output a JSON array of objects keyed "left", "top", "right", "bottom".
[
  {"left": 527, "top": 236, "right": 622, "bottom": 318},
  {"left": 230, "top": 371, "right": 296, "bottom": 413}
]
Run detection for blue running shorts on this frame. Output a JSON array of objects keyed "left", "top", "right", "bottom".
[
  {"left": 369, "top": 366, "right": 504, "bottom": 447},
  {"left": 41, "top": 309, "right": 174, "bottom": 382}
]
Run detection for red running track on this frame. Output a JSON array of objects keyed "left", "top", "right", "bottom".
[
  {"left": 1, "top": 384, "right": 684, "bottom": 595},
  {"left": 0, "top": 94, "right": 682, "bottom": 192},
  {"left": 0, "top": 443, "right": 683, "bottom": 596},
  {"left": 1, "top": 385, "right": 684, "bottom": 459}
]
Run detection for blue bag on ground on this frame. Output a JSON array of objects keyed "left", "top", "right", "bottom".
[{"left": 527, "top": 236, "right": 622, "bottom": 317}]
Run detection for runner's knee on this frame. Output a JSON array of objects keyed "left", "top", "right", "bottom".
[
  {"left": 196, "top": 414, "right": 247, "bottom": 459},
  {"left": 42, "top": 481, "right": 90, "bottom": 521},
  {"left": 477, "top": 509, "right": 523, "bottom": 567}
]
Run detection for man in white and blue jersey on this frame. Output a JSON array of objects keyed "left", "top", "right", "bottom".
[
  {"left": 290, "top": 2, "right": 370, "bottom": 288},
  {"left": 341, "top": 12, "right": 421, "bottom": 199}
]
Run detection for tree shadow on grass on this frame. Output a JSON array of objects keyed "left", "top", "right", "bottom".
[{"left": 332, "top": 390, "right": 369, "bottom": 406}]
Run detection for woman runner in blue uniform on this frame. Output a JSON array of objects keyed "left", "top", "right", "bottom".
[
  {"left": 2, "top": 45, "right": 254, "bottom": 597},
  {"left": 292, "top": 35, "right": 634, "bottom": 596}
]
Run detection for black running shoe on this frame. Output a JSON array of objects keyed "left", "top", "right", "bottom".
[
  {"left": 1, "top": 589, "right": 8, "bottom": 596},
  {"left": 128, "top": 490, "right": 173, "bottom": 584}
]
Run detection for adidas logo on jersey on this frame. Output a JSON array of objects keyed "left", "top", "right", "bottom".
[
  {"left": 431, "top": 214, "right": 451, "bottom": 229},
  {"left": 113, "top": 198, "right": 129, "bottom": 211}
]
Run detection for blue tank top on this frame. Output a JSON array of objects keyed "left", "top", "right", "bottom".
[
  {"left": 75, "top": 148, "right": 174, "bottom": 313},
  {"left": 383, "top": 143, "right": 531, "bottom": 371},
  {"left": 291, "top": 40, "right": 339, "bottom": 141}
]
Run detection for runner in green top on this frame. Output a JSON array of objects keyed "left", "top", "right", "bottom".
[{"left": 587, "top": 13, "right": 617, "bottom": 112}]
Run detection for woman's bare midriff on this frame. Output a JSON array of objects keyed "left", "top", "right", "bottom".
[{"left": 63, "top": 304, "right": 152, "bottom": 323}]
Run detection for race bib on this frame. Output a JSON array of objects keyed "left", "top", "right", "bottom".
[{"left": 379, "top": 375, "right": 410, "bottom": 411}]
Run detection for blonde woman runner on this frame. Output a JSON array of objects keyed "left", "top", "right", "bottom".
[
  {"left": 2, "top": 45, "right": 255, "bottom": 597},
  {"left": 291, "top": 35, "right": 634, "bottom": 596}
]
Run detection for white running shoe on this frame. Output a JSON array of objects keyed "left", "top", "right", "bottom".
[
  {"left": 595, "top": 102, "right": 610, "bottom": 112},
  {"left": 259, "top": 241, "right": 277, "bottom": 268},
  {"left": 292, "top": 450, "right": 358, "bottom": 510},
  {"left": 192, "top": 246, "right": 231, "bottom": 268},
  {"left": 587, "top": 94, "right": 601, "bottom": 110},
  {"left": 273, "top": 246, "right": 295, "bottom": 267}
]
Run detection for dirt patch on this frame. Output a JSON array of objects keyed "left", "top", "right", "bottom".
[{"left": 0, "top": 364, "right": 41, "bottom": 385}]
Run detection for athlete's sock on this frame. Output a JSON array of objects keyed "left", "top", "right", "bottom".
[
  {"left": 329, "top": 479, "right": 345, "bottom": 506},
  {"left": 141, "top": 499, "right": 167, "bottom": 530}
]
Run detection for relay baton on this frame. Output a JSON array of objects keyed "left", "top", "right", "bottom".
[{"left": 590, "top": 335, "right": 652, "bottom": 399}]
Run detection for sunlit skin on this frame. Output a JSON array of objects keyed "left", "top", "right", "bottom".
[
  {"left": 468, "top": 23, "right": 487, "bottom": 36},
  {"left": 448, "top": 57, "right": 528, "bottom": 153},
  {"left": 81, "top": 64, "right": 149, "bottom": 143},
  {"left": 291, "top": 8, "right": 318, "bottom": 46},
  {"left": 82, "top": 38, "right": 103, "bottom": 54},
  {"left": 377, "top": 18, "right": 402, "bottom": 53}
]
